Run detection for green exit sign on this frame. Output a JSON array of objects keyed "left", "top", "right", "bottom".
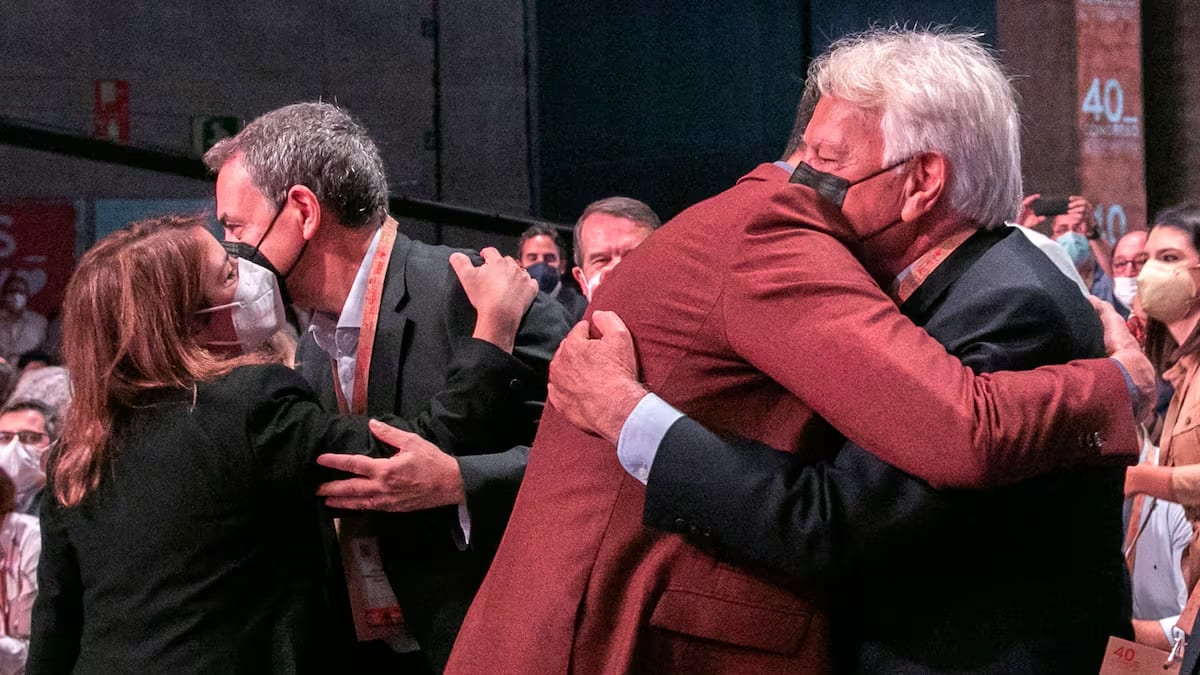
[{"left": 192, "top": 116, "right": 240, "bottom": 155}]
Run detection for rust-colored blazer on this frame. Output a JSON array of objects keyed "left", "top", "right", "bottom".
[{"left": 447, "top": 164, "right": 1139, "bottom": 673}]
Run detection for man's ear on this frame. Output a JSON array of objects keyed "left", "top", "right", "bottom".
[
  {"left": 901, "top": 152, "right": 947, "bottom": 222},
  {"left": 572, "top": 266, "right": 586, "bottom": 290},
  {"left": 288, "top": 185, "right": 323, "bottom": 241}
]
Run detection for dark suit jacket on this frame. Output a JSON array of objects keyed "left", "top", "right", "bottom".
[
  {"left": 294, "top": 229, "right": 569, "bottom": 669},
  {"left": 30, "top": 366, "right": 386, "bottom": 674},
  {"left": 448, "top": 166, "right": 1138, "bottom": 673},
  {"left": 645, "top": 227, "right": 1133, "bottom": 672},
  {"left": 555, "top": 283, "right": 588, "bottom": 322}
]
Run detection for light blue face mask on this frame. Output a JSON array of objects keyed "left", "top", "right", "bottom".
[{"left": 1056, "top": 231, "right": 1094, "bottom": 267}]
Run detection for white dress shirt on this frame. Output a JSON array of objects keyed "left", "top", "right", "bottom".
[{"left": 309, "top": 230, "right": 471, "bottom": 546}]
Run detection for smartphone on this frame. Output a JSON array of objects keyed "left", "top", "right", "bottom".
[{"left": 1031, "top": 196, "right": 1071, "bottom": 217}]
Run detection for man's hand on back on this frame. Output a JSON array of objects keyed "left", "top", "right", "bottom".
[
  {"left": 548, "top": 311, "right": 647, "bottom": 445},
  {"left": 1090, "top": 295, "right": 1154, "bottom": 423}
]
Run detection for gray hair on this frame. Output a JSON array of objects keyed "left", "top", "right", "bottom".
[
  {"left": 1, "top": 398, "right": 60, "bottom": 444},
  {"left": 804, "top": 27, "right": 1022, "bottom": 226},
  {"left": 6, "top": 366, "right": 70, "bottom": 428},
  {"left": 572, "top": 197, "right": 661, "bottom": 266},
  {"left": 204, "top": 102, "right": 389, "bottom": 229}
]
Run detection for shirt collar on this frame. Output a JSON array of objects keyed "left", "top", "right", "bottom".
[
  {"left": 337, "top": 228, "right": 383, "bottom": 330},
  {"left": 1165, "top": 353, "right": 1199, "bottom": 390},
  {"left": 307, "top": 227, "right": 383, "bottom": 351}
]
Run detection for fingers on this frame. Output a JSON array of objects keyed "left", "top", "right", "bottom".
[
  {"left": 564, "top": 319, "right": 592, "bottom": 344},
  {"left": 316, "top": 453, "right": 382, "bottom": 477},
  {"left": 449, "top": 251, "right": 475, "bottom": 282},
  {"left": 1021, "top": 193, "right": 1041, "bottom": 207},
  {"left": 591, "top": 310, "right": 627, "bottom": 337},
  {"left": 325, "top": 497, "right": 384, "bottom": 510},
  {"left": 316, "top": 476, "right": 380, "bottom": 498},
  {"left": 1090, "top": 294, "right": 1119, "bottom": 321},
  {"left": 479, "top": 246, "right": 503, "bottom": 264},
  {"left": 368, "top": 418, "right": 423, "bottom": 452}
]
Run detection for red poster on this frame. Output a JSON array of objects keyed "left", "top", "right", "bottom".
[
  {"left": 1076, "top": 0, "right": 1145, "bottom": 242},
  {"left": 0, "top": 201, "right": 77, "bottom": 317},
  {"left": 93, "top": 79, "right": 130, "bottom": 144}
]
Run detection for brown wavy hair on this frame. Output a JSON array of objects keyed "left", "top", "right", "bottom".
[{"left": 53, "top": 215, "right": 264, "bottom": 507}]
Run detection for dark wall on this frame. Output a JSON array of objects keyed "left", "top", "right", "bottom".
[
  {"left": 533, "top": 1, "right": 807, "bottom": 223},
  {"left": 1142, "top": 0, "right": 1199, "bottom": 219},
  {"left": 533, "top": 1, "right": 997, "bottom": 225},
  {"left": 810, "top": 0, "right": 996, "bottom": 53}
]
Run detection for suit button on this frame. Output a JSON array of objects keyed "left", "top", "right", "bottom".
[
  {"left": 674, "top": 518, "right": 688, "bottom": 532},
  {"left": 688, "top": 525, "right": 699, "bottom": 535},
  {"left": 508, "top": 378, "right": 523, "bottom": 391},
  {"left": 702, "top": 530, "right": 712, "bottom": 538}
]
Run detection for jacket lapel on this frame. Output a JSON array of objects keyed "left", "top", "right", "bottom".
[
  {"left": 900, "top": 228, "right": 1010, "bottom": 326},
  {"left": 364, "top": 232, "right": 414, "bottom": 419}
]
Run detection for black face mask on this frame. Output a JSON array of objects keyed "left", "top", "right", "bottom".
[
  {"left": 222, "top": 240, "right": 293, "bottom": 307},
  {"left": 789, "top": 159, "right": 910, "bottom": 209},
  {"left": 790, "top": 159, "right": 911, "bottom": 241},
  {"left": 525, "top": 261, "right": 561, "bottom": 294}
]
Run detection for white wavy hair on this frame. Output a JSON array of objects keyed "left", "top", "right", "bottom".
[{"left": 805, "top": 27, "right": 1022, "bottom": 226}]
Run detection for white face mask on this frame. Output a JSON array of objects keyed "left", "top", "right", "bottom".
[
  {"left": 197, "top": 257, "right": 286, "bottom": 351},
  {"left": 0, "top": 438, "right": 43, "bottom": 511},
  {"left": 1113, "top": 276, "right": 1138, "bottom": 309},
  {"left": 3, "top": 292, "right": 26, "bottom": 313},
  {"left": 582, "top": 266, "right": 616, "bottom": 302}
]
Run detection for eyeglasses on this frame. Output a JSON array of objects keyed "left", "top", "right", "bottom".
[
  {"left": 0, "top": 431, "right": 48, "bottom": 445},
  {"left": 1113, "top": 255, "right": 1148, "bottom": 273}
]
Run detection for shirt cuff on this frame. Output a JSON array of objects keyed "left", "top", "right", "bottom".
[
  {"left": 617, "top": 393, "right": 684, "bottom": 485},
  {"left": 1111, "top": 357, "right": 1140, "bottom": 416},
  {"left": 1162, "top": 616, "right": 1183, "bottom": 643},
  {"left": 454, "top": 504, "right": 471, "bottom": 550}
]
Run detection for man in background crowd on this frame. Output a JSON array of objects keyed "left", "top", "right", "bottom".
[
  {"left": 1112, "top": 229, "right": 1149, "bottom": 315},
  {"left": 517, "top": 225, "right": 587, "bottom": 320},
  {"left": 0, "top": 400, "right": 54, "bottom": 517},
  {"left": 570, "top": 197, "right": 660, "bottom": 303},
  {"left": 1018, "top": 194, "right": 1124, "bottom": 312},
  {"left": 0, "top": 278, "right": 45, "bottom": 364}
]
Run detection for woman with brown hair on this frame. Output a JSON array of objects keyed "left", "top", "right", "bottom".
[
  {"left": 26, "top": 215, "right": 538, "bottom": 673},
  {"left": 1121, "top": 204, "right": 1200, "bottom": 658}
]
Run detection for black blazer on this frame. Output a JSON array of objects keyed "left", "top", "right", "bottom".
[
  {"left": 645, "top": 228, "right": 1132, "bottom": 672},
  {"left": 294, "top": 230, "right": 570, "bottom": 669},
  {"left": 30, "top": 366, "right": 385, "bottom": 675}
]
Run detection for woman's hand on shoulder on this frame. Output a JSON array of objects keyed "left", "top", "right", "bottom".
[{"left": 450, "top": 247, "right": 538, "bottom": 353}]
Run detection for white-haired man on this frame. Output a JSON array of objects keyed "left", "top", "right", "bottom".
[{"left": 449, "top": 28, "right": 1150, "bottom": 673}]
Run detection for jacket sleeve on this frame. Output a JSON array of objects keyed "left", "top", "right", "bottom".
[
  {"left": 723, "top": 203, "right": 1137, "bottom": 488},
  {"left": 441, "top": 259, "right": 571, "bottom": 453},
  {"left": 405, "top": 337, "right": 540, "bottom": 456},
  {"left": 27, "top": 497, "right": 80, "bottom": 675},
  {"left": 457, "top": 445, "right": 530, "bottom": 557},
  {"left": 644, "top": 419, "right": 948, "bottom": 587},
  {"left": 647, "top": 273, "right": 1102, "bottom": 582}
]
